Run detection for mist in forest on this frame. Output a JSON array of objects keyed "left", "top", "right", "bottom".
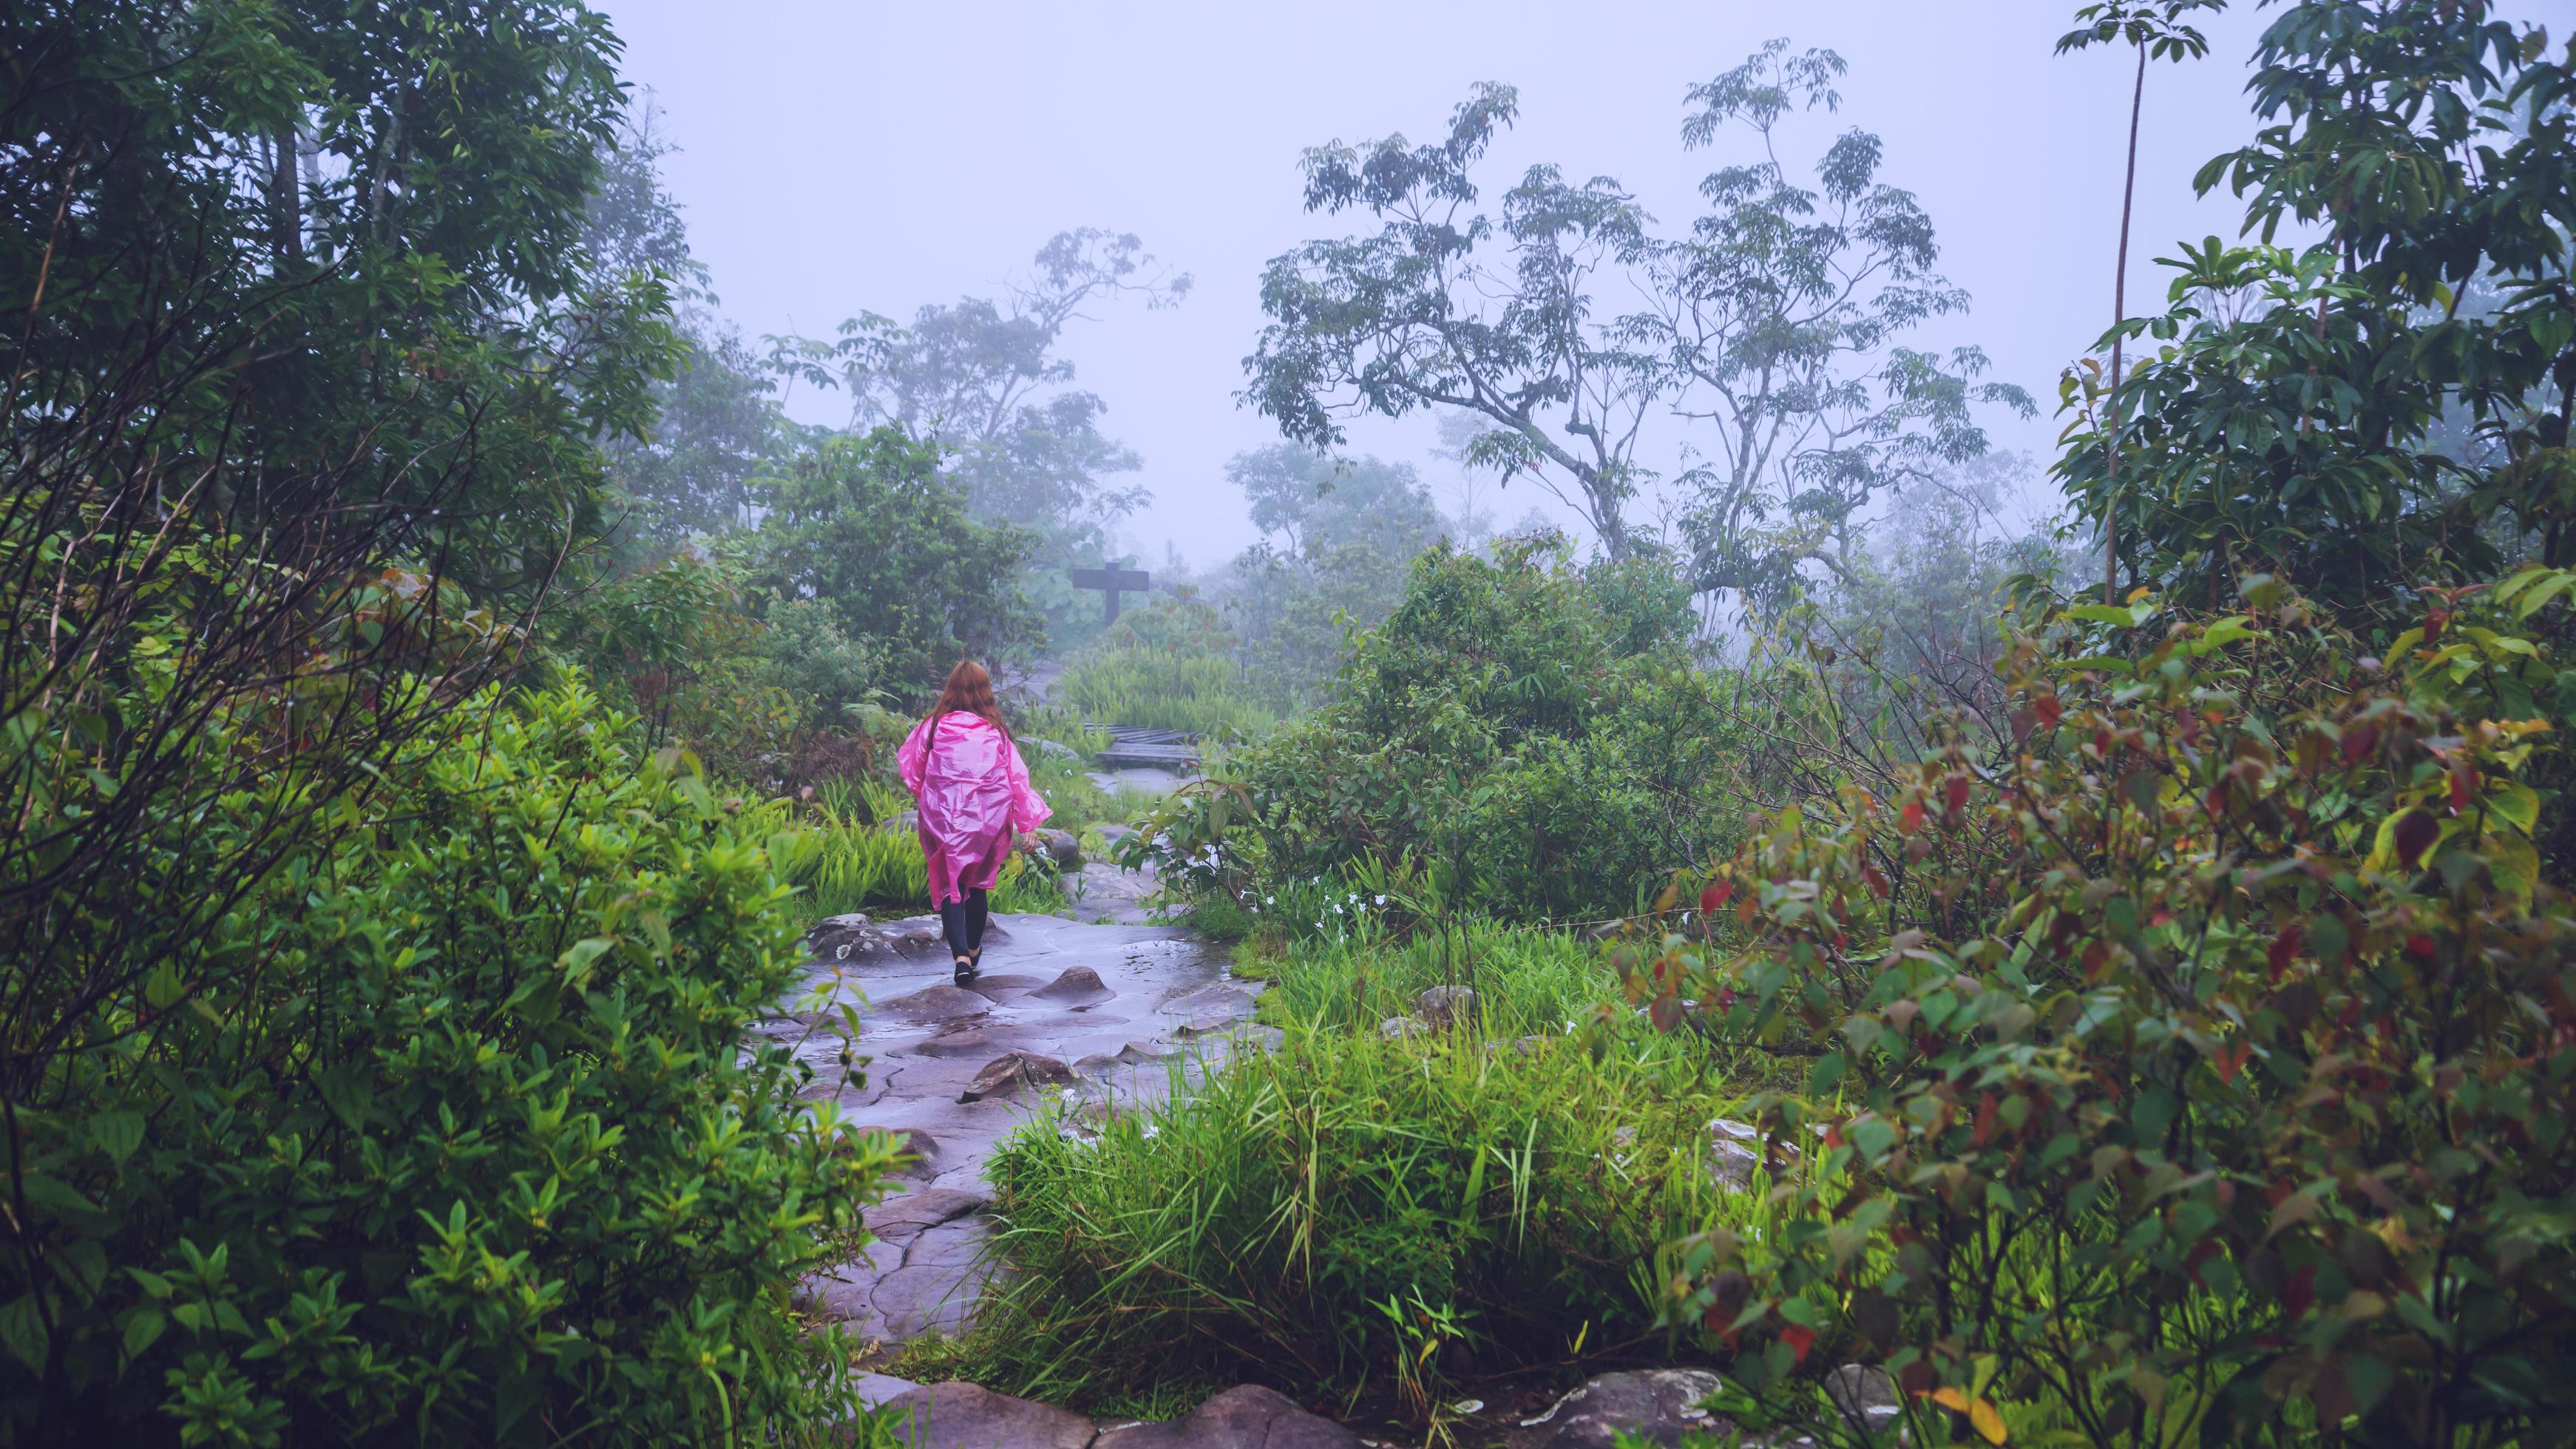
[{"left": 596, "top": 0, "right": 2325, "bottom": 571}]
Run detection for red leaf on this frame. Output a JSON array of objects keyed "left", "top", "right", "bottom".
[
  {"left": 2282, "top": 1264, "right": 2317, "bottom": 1315},
  {"left": 1700, "top": 880, "right": 1732, "bottom": 915},
  {"left": 1972, "top": 1091, "right": 1999, "bottom": 1147},
  {"left": 1650, "top": 994, "right": 1684, "bottom": 1033},
  {"left": 2340, "top": 722, "right": 2379, "bottom": 766},
  {"left": 1779, "top": 1324, "right": 1816, "bottom": 1364},
  {"left": 1945, "top": 776, "right": 1970, "bottom": 813},
  {"left": 2392, "top": 809, "right": 2438, "bottom": 866},
  {"left": 2034, "top": 694, "right": 2064, "bottom": 727},
  {"left": 2406, "top": 934, "right": 2438, "bottom": 963},
  {"left": 2425, "top": 606, "right": 2448, "bottom": 641},
  {"left": 2267, "top": 926, "right": 2301, "bottom": 981},
  {"left": 1899, "top": 800, "right": 1925, "bottom": 836},
  {"left": 2212, "top": 1042, "right": 2251, "bottom": 1084}
]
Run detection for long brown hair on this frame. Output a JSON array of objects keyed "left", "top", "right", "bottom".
[{"left": 926, "top": 659, "right": 1007, "bottom": 735}]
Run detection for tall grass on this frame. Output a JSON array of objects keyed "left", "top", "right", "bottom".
[
  {"left": 776, "top": 798, "right": 1065, "bottom": 919},
  {"left": 1057, "top": 645, "right": 1276, "bottom": 739},
  {"left": 917, "top": 923, "right": 1812, "bottom": 1419}
]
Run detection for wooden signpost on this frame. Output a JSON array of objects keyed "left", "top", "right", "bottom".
[{"left": 1068, "top": 565, "right": 1151, "bottom": 622}]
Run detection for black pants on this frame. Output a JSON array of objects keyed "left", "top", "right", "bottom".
[{"left": 938, "top": 889, "right": 989, "bottom": 960}]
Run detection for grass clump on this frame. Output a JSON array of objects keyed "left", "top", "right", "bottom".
[
  {"left": 1057, "top": 642, "right": 1276, "bottom": 739},
  {"left": 935, "top": 922, "right": 1797, "bottom": 1420}
]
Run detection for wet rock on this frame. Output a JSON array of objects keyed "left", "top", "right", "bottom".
[
  {"left": 1708, "top": 1118, "right": 1792, "bottom": 1190},
  {"left": 1505, "top": 1368, "right": 1729, "bottom": 1448},
  {"left": 1416, "top": 984, "right": 1478, "bottom": 1030},
  {"left": 878, "top": 985, "right": 991, "bottom": 1021},
  {"left": 851, "top": 1126, "right": 941, "bottom": 1180},
  {"left": 1028, "top": 965, "right": 1114, "bottom": 1005},
  {"left": 1094, "top": 1383, "right": 1360, "bottom": 1447},
  {"left": 849, "top": 1368, "right": 918, "bottom": 1409},
  {"left": 877, "top": 1380, "right": 1095, "bottom": 1449},
  {"left": 1020, "top": 827, "right": 1084, "bottom": 870},
  {"left": 1825, "top": 1363, "right": 1900, "bottom": 1433},
  {"left": 1380, "top": 1015, "right": 1428, "bottom": 1041},
  {"left": 806, "top": 912, "right": 875, "bottom": 959},
  {"left": 888, "top": 809, "right": 920, "bottom": 833},
  {"left": 959, "top": 1051, "right": 1077, "bottom": 1103},
  {"left": 1032, "top": 737, "right": 1080, "bottom": 763},
  {"left": 863, "top": 1187, "right": 987, "bottom": 1242}
]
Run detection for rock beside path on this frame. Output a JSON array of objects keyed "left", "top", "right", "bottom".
[
  {"left": 959, "top": 1051, "right": 1078, "bottom": 1103},
  {"left": 877, "top": 1380, "right": 1096, "bottom": 1449},
  {"left": 1505, "top": 1368, "right": 1730, "bottom": 1448},
  {"left": 1094, "top": 1385, "right": 1361, "bottom": 1448}
]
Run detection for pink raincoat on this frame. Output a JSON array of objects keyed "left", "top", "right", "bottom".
[{"left": 897, "top": 711, "right": 1052, "bottom": 909}]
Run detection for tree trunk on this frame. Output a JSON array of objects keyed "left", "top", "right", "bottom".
[{"left": 2106, "top": 40, "right": 2147, "bottom": 605}]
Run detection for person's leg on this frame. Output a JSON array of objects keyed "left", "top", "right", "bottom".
[
  {"left": 964, "top": 889, "right": 989, "bottom": 958},
  {"left": 939, "top": 898, "right": 973, "bottom": 974}
]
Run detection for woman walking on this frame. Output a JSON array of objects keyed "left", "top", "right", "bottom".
[{"left": 898, "top": 660, "right": 1051, "bottom": 985}]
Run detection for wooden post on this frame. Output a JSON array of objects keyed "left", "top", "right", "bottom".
[{"left": 1069, "top": 566, "right": 1151, "bottom": 623}]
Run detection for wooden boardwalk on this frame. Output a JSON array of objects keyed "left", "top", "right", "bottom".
[{"left": 1092, "top": 724, "right": 1199, "bottom": 771}]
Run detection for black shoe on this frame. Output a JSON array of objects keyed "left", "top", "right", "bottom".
[{"left": 953, "top": 956, "right": 977, "bottom": 986}]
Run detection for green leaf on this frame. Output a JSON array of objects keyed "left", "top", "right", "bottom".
[
  {"left": 121, "top": 1306, "right": 166, "bottom": 1361},
  {"left": 89, "top": 1110, "right": 145, "bottom": 1166},
  {"left": 143, "top": 963, "right": 184, "bottom": 1011},
  {"left": 0, "top": 1294, "right": 47, "bottom": 1373}
]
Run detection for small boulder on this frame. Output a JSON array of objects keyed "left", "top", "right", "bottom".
[
  {"left": 1094, "top": 1384, "right": 1360, "bottom": 1448},
  {"left": 1018, "top": 827, "right": 1084, "bottom": 869},
  {"left": 1707, "top": 1117, "right": 1792, "bottom": 1190},
  {"left": 805, "top": 912, "right": 875, "bottom": 959},
  {"left": 877, "top": 1380, "right": 1094, "bottom": 1449},
  {"left": 1416, "top": 984, "right": 1478, "bottom": 1030},
  {"left": 1028, "top": 965, "right": 1114, "bottom": 1005},
  {"left": 1825, "top": 1363, "right": 1900, "bottom": 1433},
  {"left": 1380, "top": 1015, "right": 1428, "bottom": 1041},
  {"left": 1032, "top": 737, "right": 1080, "bottom": 763},
  {"left": 960, "top": 1051, "right": 1078, "bottom": 1103},
  {"left": 887, "top": 809, "right": 921, "bottom": 834},
  {"left": 1505, "top": 1368, "right": 1729, "bottom": 1448}
]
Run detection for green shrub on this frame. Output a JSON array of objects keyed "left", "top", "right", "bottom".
[
  {"left": 3, "top": 680, "right": 899, "bottom": 1444},
  {"left": 1142, "top": 539, "right": 1787, "bottom": 923},
  {"left": 1636, "top": 579, "right": 2576, "bottom": 1445},
  {"left": 950, "top": 1000, "right": 1769, "bottom": 1419}
]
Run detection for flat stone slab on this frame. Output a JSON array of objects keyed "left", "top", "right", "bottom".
[
  {"left": 878, "top": 1380, "right": 1095, "bottom": 1449},
  {"left": 878, "top": 985, "right": 992, "bottom": 1021},
  {"left": 1094, "top": 1385, "right": 1360, "bottom": 1448}
]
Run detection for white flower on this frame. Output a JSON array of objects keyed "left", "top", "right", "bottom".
[
  {"left": 1376, "top": 895, "right": 1388, "bottom": 906},
  {"left": 1331, "top": 902, "right": 1343, "bottom": 914},
  {"left": 1265, "top": 895, "right": 1275, "bottom": 905}
]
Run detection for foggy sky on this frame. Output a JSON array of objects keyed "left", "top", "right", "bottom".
[{"left": 592, "top": 0, "right": 2570, "bottom": 569}]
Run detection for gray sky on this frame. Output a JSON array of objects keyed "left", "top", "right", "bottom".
[{"left": 594, "top": 0, "right": 2563, "bottom": 568}]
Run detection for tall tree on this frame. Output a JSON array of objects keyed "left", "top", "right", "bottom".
[
  {"left": 1244, "top": 47, "right": 2030, "bottom": 607},
  {"left": 2058, "top": 1, "right": 2575, "bottom": 608},
  {"left": 1244, "top": 84, "right": 1662, "bottom": 560},
  {"left": 1630, "top": 41, "right": 2035, "bottom": 602},
  {"left": 779, "top": 230, "right": 1189, "bottom": 611},
  {"left": 2056, "top": 1, "right": 2225, "bottom": 603},
  {"left": 0, "top": 0, "right": 674, "bottom": 1433}
]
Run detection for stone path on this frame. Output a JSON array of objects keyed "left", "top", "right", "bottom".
[{"left": 769, "top": 910, "right": 1275, "bottom": 1353}]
